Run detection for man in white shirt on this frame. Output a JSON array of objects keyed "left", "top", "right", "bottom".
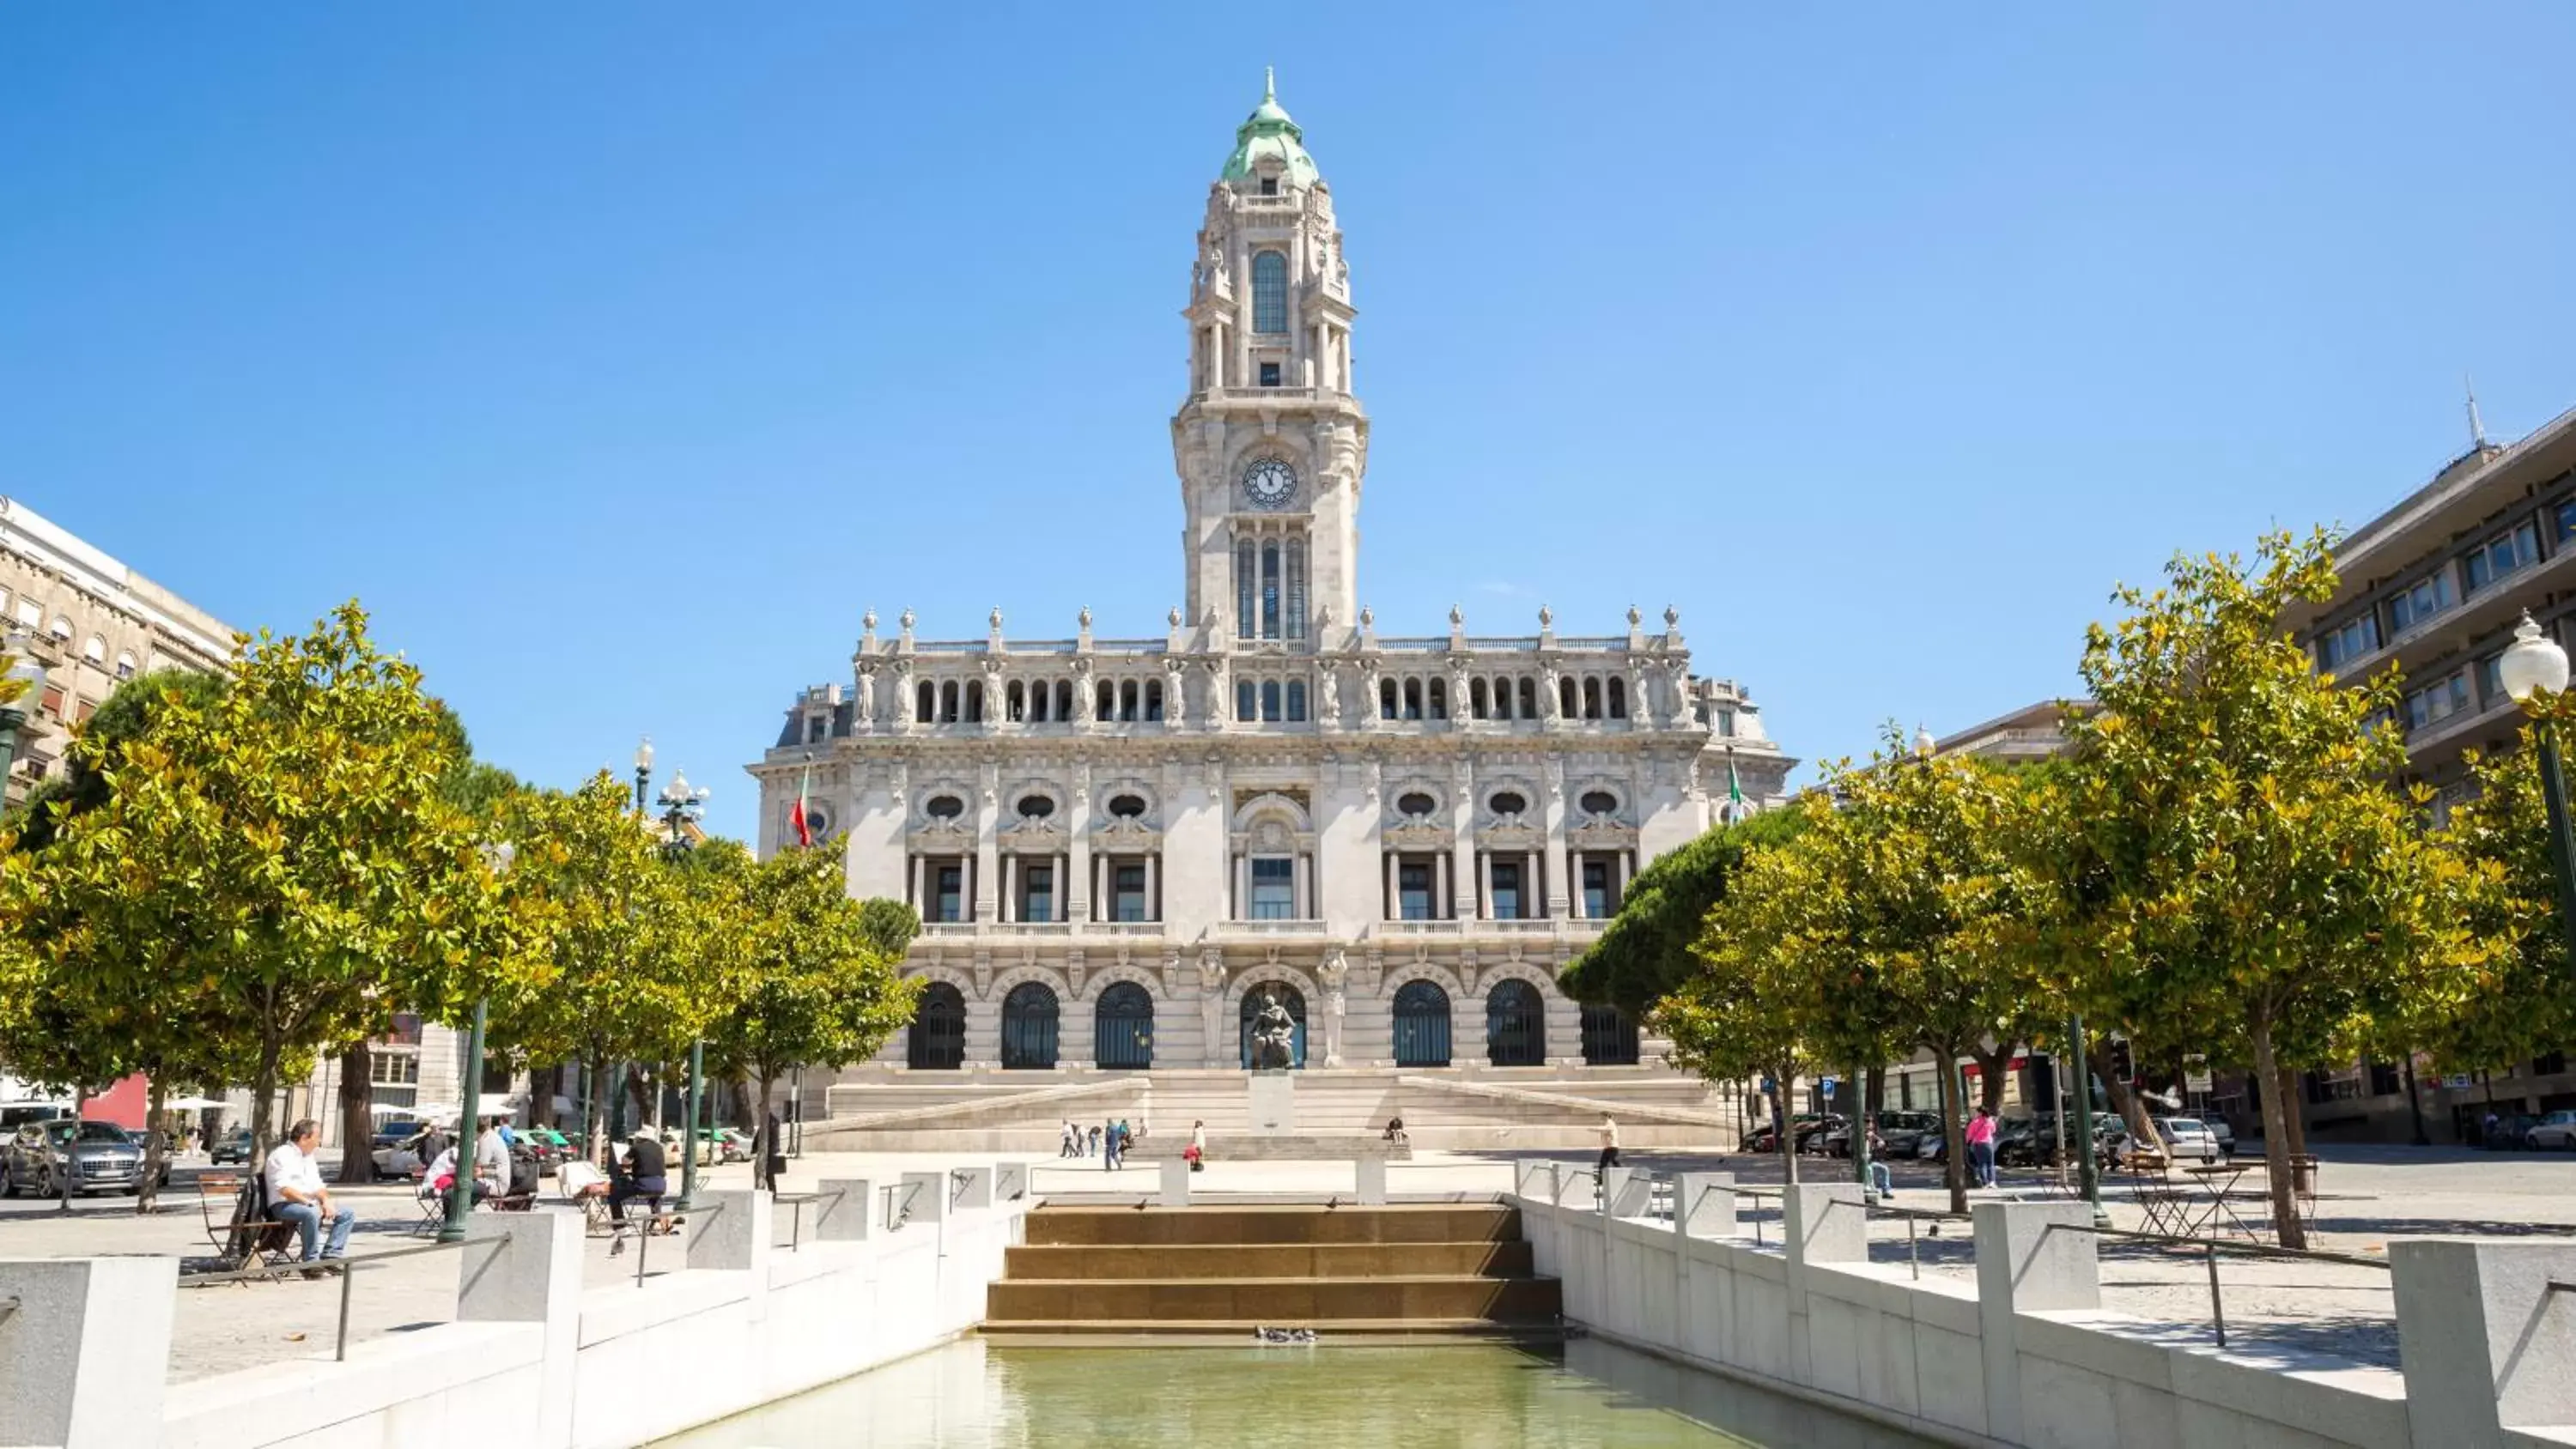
[
  {"left": 471, "top": 1118, "right": 512, "bottom": 1202},
  {"left": 263, "top": 1119, "right": 355, "bottom": 1270}
]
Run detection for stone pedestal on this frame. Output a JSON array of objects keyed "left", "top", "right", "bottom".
[{"left": 1248, "top": 1070, "right": 1296, "bottom": 1135}]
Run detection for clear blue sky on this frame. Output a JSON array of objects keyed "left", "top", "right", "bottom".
[{"left": 7, "top": 4, "right": 2574, "bottom": 840}]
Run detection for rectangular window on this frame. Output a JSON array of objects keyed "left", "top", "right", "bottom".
[
  {"left": 2315, "top": 612, "right": 2380, "bottom": 671},
  {"left": 1582, "top": 858, "right": 1612, "bottom": 920},
  {"left": 368, "top": 1050, "right": 421, "bottom": 1088},
  {"left": 1252, "top": 252, "right": 1287, "bottom": 333},
  {"left": 1398, "top": 861, "right": 1433, "bottom": 920},
  {"left": 1236, "top": 681, "right": 1257, "bottom": 722},
  {"left": 2402, "top": 670, "right": 2473, "bottom": 731},
  {"left": 1261, "top": 543, "right": 1280, "bottom": 639},
  {"left": 1114, "top": 863, "right": 1149, "bottom": 922},
  {"left": 1490, "top": 860, "right": 1523, "bottom": 921},
  {"left": 11, "top": 600, "right": 37, "bottom": 630},
  {"left": 1715, "top": 708, "right": 1735, "bottom": 737},
  {"left": 2480, "top": 652, "right": 2504, "bottom": 706},
  {"left": 1259, "top": 361, "right": 1282, "bottom": 387},
  {"left": 1235, "top": 540, "right": 1256, "bottom": 638},
  {"left": 2555, "top": 495, "right": 2576, "bottom": 545},
  {"left": 934, "top": 864, "right": 964, "bottom": 924},
  {"left": 1022, "top": 864, "right": 1054, "bottom": 925},
  {"left": 1250, "top": 856, "right": 1295, "bottom": 919},
  {"left": 2387, "top": 570, "right": 2456, "bottom": 635},
  {"left": 1285, "top": 680, "right": 1307, "bottom": 722},
  {"left": 1285, "top": 541, "right": 1307, "bottom": 640},
  {"left": 1261, "top": 680, "right": 1282, "bottom": 722},
  {"left": 2464, "top": 521, "right": 2541, "bottom": 594},
  {"left": 377, "top": 1012, "right": 424, "bottom": 1048}
]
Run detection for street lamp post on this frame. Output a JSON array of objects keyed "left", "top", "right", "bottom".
[
  {"left": 2065, "top": 1014, "right": 2107, "bottom": 1227},
  {"left": 2497, "top": 612, "right": 2576, "bottom": 981},
  {"left": 657, "top": 769, "right": 712, "bottom": 1209},
  {"left": 440, "top": 840, "right": 515, "bottom": 1245},
  {"left": 634, "top": 735, "right": 654, "bottom": 817},
  {"left": 0, "top": 639, "right": 48, "bottom": 792}
]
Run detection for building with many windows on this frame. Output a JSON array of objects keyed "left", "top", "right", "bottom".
[
  {"left": 0, "top": 495, "right": 236, "bottom": 808},
  {"left": 746, "top": 81, "right": 1793, "bottom": 1102},
  {"left": 2277, "top": 400, "right": 2576, "bottom": 1139}
]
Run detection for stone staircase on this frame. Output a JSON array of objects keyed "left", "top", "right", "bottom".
[
  {"left": 982, "top": 1203, "right": 1560, "bottom": 1334},
  {"left": 811, "top": 1067, "right": 1739, "bottom": 1151}
]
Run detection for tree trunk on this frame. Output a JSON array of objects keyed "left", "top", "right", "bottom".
[
  {"left": 1971, "top": 1043, "right": 2014, "bottom": 1113},
  {"left": 2247, "top": 1016, "right": 2306, "bottom": 1249},
  {"left": 137, "top": 1078, "right": 168, "bottom": 1215},
  {"left": 1864, "top": 1065, "right": 1886, "bottom": 1120},
  {"left": 2401, "top": 1056, "right": 2430, "bottom": 1146},
  {"left": 585, "top": 1053, "right": 610, "bottom": 1162},
  {"left": 1769, "top": 1076, "right": 1798, "bottom": 1185},
  {"left": 337, "top": 1041, "right": 377, "bottom": 1185},
  {"left": 1934, "top": 1049, "right": 1967, "bottom": 1214},
  {"left": 755, "top": 1070, "right": 777, "bottom": 1190},
  {"left": 2272, "top": 1061, "right": 2309, "bottom": 1157},
  {"left": 2087, "top": 1035, "right": 2157, "bottom": 1147}
]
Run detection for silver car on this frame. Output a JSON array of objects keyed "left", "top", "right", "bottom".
[
  {"left": 2155, "top": 1116, "right": 2222, "bottom": 1163},
  {"left": 2, "top": 1119, "right": 150, "bottom": 1197},
  {"left": 2525, "top": 1109, "right": 2576, "bottom": 1151}
]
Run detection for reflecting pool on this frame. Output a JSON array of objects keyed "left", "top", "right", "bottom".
[{"left": 655, "top": 1337, "right": 1938, "bottom": 1447}]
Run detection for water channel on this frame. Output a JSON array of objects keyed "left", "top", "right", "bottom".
[{"left": 655, "top": 1337, "right": 1937, "bottom": 1447}]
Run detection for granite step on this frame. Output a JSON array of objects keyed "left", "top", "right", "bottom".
[
  {"left": 985, "top": 1275, "right": 1563, "bottom": 1324},
  {"left": 1020, "top": 1203, "right": 1522, "bottom": 1247},
  {"left": 1003, "top": 1240, "right": 1534, "bottom": 1281}
]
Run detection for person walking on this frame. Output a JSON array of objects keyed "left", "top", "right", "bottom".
[
  {"left": 1060, "top": 1120, "right": 1078, "bottom": 1158},
  {"left": 1186, "top": 1119, "right": 1206, "bottom": 1173},
  {"left": 1102, "top": 1119, "right": 1122, "bottom": 1172},
  {"left": 1965, "top": 1106, "right": 1999, "bottom": 1188},
  {"left": 1088, "top": 1123, "right": 1103, "bottom": 1157},
  {"left": 1865, "top": 1125, "right": 1894, "bottom": 1202},
  {"left": 1595, "top": 1114, "right": 1621, "bottom": 1176}
]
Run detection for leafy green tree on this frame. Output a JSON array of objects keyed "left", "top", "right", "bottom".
[
  {"left": 2045, "top": 531, "right": 2488, "bottom": 1246},
  {"left": 483, "top": 776, "right": 745, "bottom": 1154},
  {"left": 4, "top": 668, "right": 228, "bottom": 852},
  {"left": 704, "top": 849, "right": 920, "bottom": 1186},
  {"left": 1560, "top": 807, "right": 1805, "bottom": 1014}
]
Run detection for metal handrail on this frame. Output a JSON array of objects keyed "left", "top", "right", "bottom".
[
  {"left": 773, "top": 1191, "right": 822, "bottom": 1253},
  {"left": 2042, "top": 1221, "right": 2392, "bottom": 1349}
]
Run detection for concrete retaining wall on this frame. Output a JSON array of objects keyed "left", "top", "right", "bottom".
[
  {"left": 5, "top": 1161, "right": 1030, "bottom": 1449},
  {"left": 1511, "top": 1166, "right": 2576, "bottom": 1449}
]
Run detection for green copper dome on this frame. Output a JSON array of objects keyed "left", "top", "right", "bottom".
[{"left": 1221, "top": 68, "right": 1321, "bottom": 188}]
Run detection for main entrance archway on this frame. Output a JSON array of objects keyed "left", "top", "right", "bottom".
[
  {"left": 1094, "top": 982, "right": 1154, "bottom": 1070},
  {"left": 1485, "top": 979, "right": 1546, "bottom": 1066},
  {"left": 1001, "top": 981, "right": 1060, "bottom": 1070},
  {"left": 1393, "top": 979, "right": 1453, "bottom": 1068},
  {"left": 908, "top": 981, "right": 966, "bottom": 1070}
]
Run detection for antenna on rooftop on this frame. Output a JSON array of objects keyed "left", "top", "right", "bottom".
[{"left": 2466, "top": 373, "right": 2489, "bottom": 449}]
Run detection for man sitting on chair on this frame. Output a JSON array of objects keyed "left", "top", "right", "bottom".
[{"left": 264, "top": 1119, "right": 355, "bottom": 1276}]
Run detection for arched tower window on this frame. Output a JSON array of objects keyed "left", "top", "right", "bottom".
[
  {"left": 1607, "top": 677, "right": 1628, "bottom": 719},
  {"left": 1380, "top": 677, "right": 1398, "bottom": 719},
  {"left": 965, "top": 682, "right": 986, "bottom": 723},
  {"left": 1236, "top": 538, "right": 1257, "bottom": 638},
  {"left": 908, "top": 983, "right": 966, "bottom": 1070},
  {"left": 917, "top": 681, "right": 936, "bottom": 723},
  {"left": 1054, "top": 680, "right": 1074, "bottom": 720},
  {"left": 1559, "top": 677, "right": 1579, "bottom": 719},
  {"left": 1285, "top": 540, "right": 1307, "bottom": 640},
  {"left": 1096, "top": 680, "right": 1115, "bottom": 721},
  {"left": 1518, "top": 678, "right": 1538, "bottom": 718},
  {"left": 1252, "top": 251, "right": 1288, "bottom": 334},
  {"left": 1261, "top": 542, "right": 1281, "bottom": 638},
  {"left": 1470, "top": 679, "right": 1491, "bottom": 719}
]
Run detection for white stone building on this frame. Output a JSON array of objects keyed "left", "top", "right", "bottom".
[{"left": 746, "top": 79, "right": 1793, "bottom": 1096}]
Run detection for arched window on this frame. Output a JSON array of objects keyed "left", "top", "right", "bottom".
[
  {"left": 1238, "top": 985, "right": 1307, "bottom": 1069},
  {"left": 1285, "top": 540, "right": 1308, "bottom": 640},
  {"left": 1486, "top": 980, "right": 1546, "bottom": 1066},
  {"left": 82, "top": 635, "right": 106, "bottom": 664},
  {"left": 1252, "top": 251, "right": 1288, "bottom": 334},
  {"left": 1607, "top": 677, "right": 1628, "bottom": 719},
  {"left": 1402, "top": 678, "right": 1422, "bottom": 720},
  {"left": 1097, "top": 680, "right": 1115, "bottom": 721},
  {"left": 1582, "top": 1004, "right": 1640, "bottom": 1066},
  {"left": 939, "top": 681, "right": 959, "bottom": 723},
  {"left": 1559, "top": 677, "right": 1579, "bottom": 718},
  {"left": 1145, "top": 680, "right": 1165, "bottom": 721},
  {"left": 1393, "top": 980, "right": 1453, "bottom": 1068},
  {"left": 1001, "top": 982, "right": 1060, "bottom": 1070},
  {"left": 1054, "top": 680, "right": 1074, "bottom": 720},
  {"left": 1094, "top": 982, "right": 1154, "bottom": 1070},
  {"left": 1470, "top": 679, "right": 1491, "bottom": 719},
  {"left": 908, "top": 982, "right": 966, "bottom": 1070},
  {"left": 1237, "top": 681, "right": 1257, "bottom": 721},
  {"left": 1380, "top": 677, "right": 1398, "bottom": 719},
  {"left": 113, "top": 650, "right": 137, "bottom": 681},
  {"left": 1261, "top": 543, "right": 1281, "bottom": 639},
  {"left": 1427, "top": 678, "right": 1448, "bottom": 719},
  {"left": 47, "top": 615, "right": 70, "bottom": 640},
  {"left": 1261, "top": 680, "right": 1282, "bottom": 722},
  {"left": 1236, "top": 539, "right": 1257, "bottom": 638},
  {"left": 1583, "top": 677, "right": 1602, "bottom": 720},
  {"left": 1120, "top": 680, "right": 1139, "bottom": 722},
  {"left": 1005, "top": 681, "right": 1026, "bottom": 721},
  {"left": 1285, "top": 679, "right": 1307, "bottom": 722},
  {"left": 1518, "top": 678, "right": 1538, "bottom": 718},
  {"left": 965, "top": 682, "right": 985, "bottom": 723}
]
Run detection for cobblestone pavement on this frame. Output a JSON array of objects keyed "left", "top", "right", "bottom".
[{"left": 4, "top": 1143, "right": 2566, "bottom": 1383}]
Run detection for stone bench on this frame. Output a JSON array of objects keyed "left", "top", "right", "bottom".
[{"left": 1126, "top": 1134, "right": 1412, "bottom": 1162}]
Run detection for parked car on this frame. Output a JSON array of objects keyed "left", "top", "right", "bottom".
[
  {"left": 1747, "top": 1113, "right": 1836, "bottom": 1155},
  {"left": 2482, "top": 1113, "right": 2543, "bottom": 1150},
  {"left": 0, "top": 1101, "right": 73, "bottom": 1132},
  {"left": 1818, "top": 1111, "right": 1942, "bottom": 1160},
  {"left": 2, "top": 1119, "right": 151, "bottom": 1197},
  {"left": 521, "top": 1126, "right": 574, "bottom": 1173},
  {"left": 2193, "top": 1112, "right": 2237, "bottom": 1155},
  {"left": 2523, "top": 1109, "right": 2576, "bottom": 1151},
  {"left": 2152, "top": 1116, "right": 2222, "bottom": 1163},
  {"left": 210, "top": 1127, "right": 255, "bottom": 1165}
]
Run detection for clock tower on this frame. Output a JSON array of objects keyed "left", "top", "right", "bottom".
[{"left": 1172, "top": 72, "right": 1369, "bottom": 648}]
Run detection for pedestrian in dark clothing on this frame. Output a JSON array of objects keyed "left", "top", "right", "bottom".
[{"left": 611, "top": 1131, "right": 669, "bottom": 1222}]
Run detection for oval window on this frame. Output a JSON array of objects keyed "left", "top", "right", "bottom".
[
  {"left": 1489, "top": 791, "right": 1528, "bottom": 816},
  {"left": 1396, "top": 791, "right": 1437, "bottom": 817},
  {"left": 926, "top": 795, "right": 965, "bottom": 820},
  {"left": 1580, "top": 791, "right": 1619, "bottom": 815},
  {"left": 1108, "top": 793, "right": 1148, "bottom": 818},
  {"left": 1017, "top": 795, "right": 1056, "bottom": 819}
]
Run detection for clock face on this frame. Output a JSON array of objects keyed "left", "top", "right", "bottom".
[{"left": 1240, "top": 458, "right": 1299, "bottom": 511}]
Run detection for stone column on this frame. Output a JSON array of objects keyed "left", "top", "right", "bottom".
[
  {"left": 1972, "top": 1202, "right": 2100, "bottom": 1445},
  {"left": 1067, "top": 779, "right": 1092, "bottom": 923},
  {"left": 1144, "top": 852, "right": 1159, "bottom": 921},
  {"left": 1001, "top": 855, "right": 1018, "bottom": 924},
  {"left": 1569, "top": 851, "right": 1587, "bottom": 919},
  {"left": 2395, "top": 1239, "right": 2576, "bottom": 1447},
  {"left": 1542, "top": 761, "right": 1571, "bottom": 917},
  {"left": 1294, "top": 852, "right": 1312, "bottom": 919},
  {"left": 1478, "top": 852, "right": 1495, "bottom": 920},
  {"left": 1233, "top": 852, "right": 1250, "bottom": 921},
  {"left": 910, "top": 855, "right": 927, "bottom": 915},
  {"left": 1384, "top": 852, "right": 1400, "bottom": 919},
  {"left": 1434, "top": 853, "right": 1451, "bottom": 919},
  {"left": 1523, "top": 852, "right": 1540, "bottom": 921}
]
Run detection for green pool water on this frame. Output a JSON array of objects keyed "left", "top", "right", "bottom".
[{"left": 654, "top": 1337, "right": 1938, "bottom": 1447}]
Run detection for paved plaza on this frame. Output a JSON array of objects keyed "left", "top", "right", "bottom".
[{"left": 1, "top": 1143, "right": 2567, "bottom": 1382}]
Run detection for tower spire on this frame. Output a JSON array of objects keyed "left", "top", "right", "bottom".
[
  {"left": 2466, "top": 372, "right": 2488, "bottom": 449},
  {"left": 1265, "top": 65, "right": 1276, "bottom": 104}
]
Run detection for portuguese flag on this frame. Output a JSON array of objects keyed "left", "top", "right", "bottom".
[{"left": 793, "top": 761, "right": 814, "bottom": 848}]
